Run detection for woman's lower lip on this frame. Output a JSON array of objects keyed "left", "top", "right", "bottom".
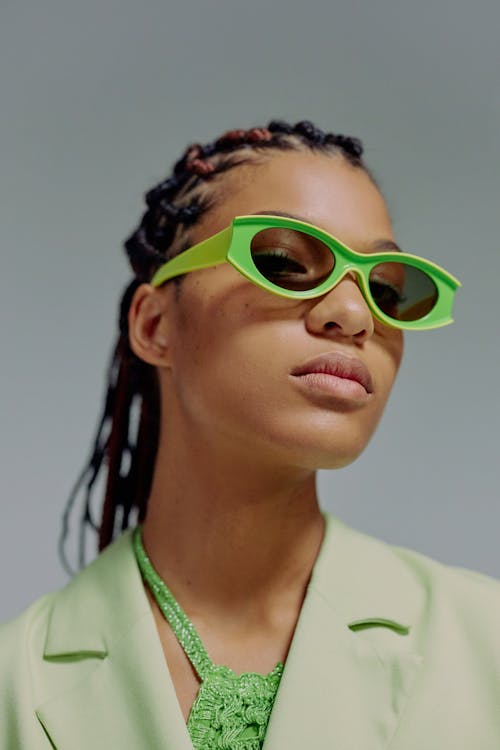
[{"left": 291, "top": 372, "right": 371, "bottom": 401}]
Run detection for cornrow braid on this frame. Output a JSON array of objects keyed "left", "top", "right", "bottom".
[{"left": 59, "top": 118, "right": 372, "bottom": 575}]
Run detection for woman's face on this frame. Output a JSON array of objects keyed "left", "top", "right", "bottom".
[{"left": 151, "top": 150, "right": 404, "bottom": 470}]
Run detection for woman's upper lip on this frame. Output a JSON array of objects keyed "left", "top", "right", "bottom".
[{"left": 290, "top": 351, "right": 374, "bottom": 394}]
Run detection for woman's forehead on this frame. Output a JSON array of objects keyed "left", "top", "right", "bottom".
[{"left": 201, "top": 150, "right": 393, "bottom": 245}]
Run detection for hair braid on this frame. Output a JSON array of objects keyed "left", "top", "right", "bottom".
[{"left": 59, "top": 118, "right": 373, "bottom": 575}]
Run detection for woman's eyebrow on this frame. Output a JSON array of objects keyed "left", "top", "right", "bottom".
[
  {"left": 251, "top": 209, "right": 313, "bottom": 223},
  {"left": 369, "top": 238, "right": 403, "bottom": 253},
  {"left": 250, "top": 209, "right": 403, "bottom": 253}
]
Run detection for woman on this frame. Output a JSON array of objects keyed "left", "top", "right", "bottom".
[{"left": 2, "top": 119, "right": 499, "bottom": 749}]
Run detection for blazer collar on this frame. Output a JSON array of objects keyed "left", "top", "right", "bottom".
[{"left": 36, "top": 513, "right": 423, "bottom": 749}]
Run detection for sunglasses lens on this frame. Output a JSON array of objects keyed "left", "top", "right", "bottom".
[
  {"left": 251, "top": 227, "right": 334, "bottom": 291},
  {"left": 250, "top": 227, "right": 439, "bottom": 322},
  {"left": 369, "top": 262, "right": 438, "bottom": 321}
]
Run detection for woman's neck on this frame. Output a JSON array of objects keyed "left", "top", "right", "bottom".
[{"left": 140, "top": 427, "right": 326, "bottom": 623}]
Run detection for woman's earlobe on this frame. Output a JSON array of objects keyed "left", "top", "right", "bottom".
[{"left": 128, "top": 283, "right": 171, "bottom": 366}]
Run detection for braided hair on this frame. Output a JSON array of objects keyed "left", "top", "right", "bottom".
[{"left": 59, "top": 119, "right": 373, "bottom": 575}]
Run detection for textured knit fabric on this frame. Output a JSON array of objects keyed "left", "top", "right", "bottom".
[{"left": 132, "top": 525, "right": 284, "bottom": 750}]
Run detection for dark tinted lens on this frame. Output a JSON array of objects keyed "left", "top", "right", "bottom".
[
  {"left": 250, "top": 227, "right": 334, "bottom": 291},
  {"left": 369, "top": 262, "right": 438, "bottom": 321}
]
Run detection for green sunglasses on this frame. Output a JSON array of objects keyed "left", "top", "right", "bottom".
[{"left": 151, "top": 214, "right": 461, "bottom": 331}]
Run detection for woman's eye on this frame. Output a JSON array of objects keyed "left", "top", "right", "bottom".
[
  {"left": 370, "top": 279, "right": 407, "bottom": 310},
  {"left": 252, "top": 250, "right": 308, "bottom": 275}
]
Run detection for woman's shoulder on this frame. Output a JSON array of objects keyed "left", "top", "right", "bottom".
[
  {"left": 390, "top": 533, "right": 500, "bottom": 592},
  {"left": 0, "top": 590, "right": 56, "bottom": 659},
  {"left": 320, "top": 512, "right": 500, "bottom": 635},
  {"left": 325, "top": 511, "right": 500, "bottom": 587},
  {"left": 0, "top": 526, "right": 137, "bottom": 645}
]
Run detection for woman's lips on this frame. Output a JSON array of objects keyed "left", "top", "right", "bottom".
[{"left": 290, "top": 351, "right": 374, "bottom": 402}]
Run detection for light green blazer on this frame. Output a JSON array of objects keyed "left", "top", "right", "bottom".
[{"left": 2, "top": 512, "right": 500, "bottom": 749}]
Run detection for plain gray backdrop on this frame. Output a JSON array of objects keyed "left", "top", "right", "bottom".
[{"left": 1, "top": 0, "right": 499, "bottom": 622}]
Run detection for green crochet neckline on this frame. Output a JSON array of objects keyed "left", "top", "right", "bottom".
[{"left": 132, "top": 525, "right": 284, "bottom": 750}]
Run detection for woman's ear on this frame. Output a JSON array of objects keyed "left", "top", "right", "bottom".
[{"left": 128, "top": 283, "right": 171, "bottom": 367}]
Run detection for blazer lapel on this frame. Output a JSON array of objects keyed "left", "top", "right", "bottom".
[
  {"left": 263, "top": 513, "right": 424, "bottom": 750},
  {"left": 35, "top": 529, "right": 192, "bottom": 750}
]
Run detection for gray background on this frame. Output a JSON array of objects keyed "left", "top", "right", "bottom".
[{"left": 1, "top": 0, "right": 499, "bottom": 623}]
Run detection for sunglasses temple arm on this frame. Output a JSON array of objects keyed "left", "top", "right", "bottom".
[{"left": 150, "top": 226, "right": 233, "bottom": 287}]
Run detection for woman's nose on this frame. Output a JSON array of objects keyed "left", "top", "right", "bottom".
[{"left": 304, "top": 273, "right": 375, "bottom": 342}]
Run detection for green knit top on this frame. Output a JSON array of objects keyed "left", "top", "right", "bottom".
[{"left": 132, "top": 525, "right": 284, "bottom": 750}]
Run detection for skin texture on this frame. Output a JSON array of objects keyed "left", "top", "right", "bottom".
[{"left": 128, "top": 150, "right": 404, "bottom": 719}]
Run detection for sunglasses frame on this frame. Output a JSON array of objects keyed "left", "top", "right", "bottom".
[{"left": 150, "top": 214, "right": 461, "bottom": 331}]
